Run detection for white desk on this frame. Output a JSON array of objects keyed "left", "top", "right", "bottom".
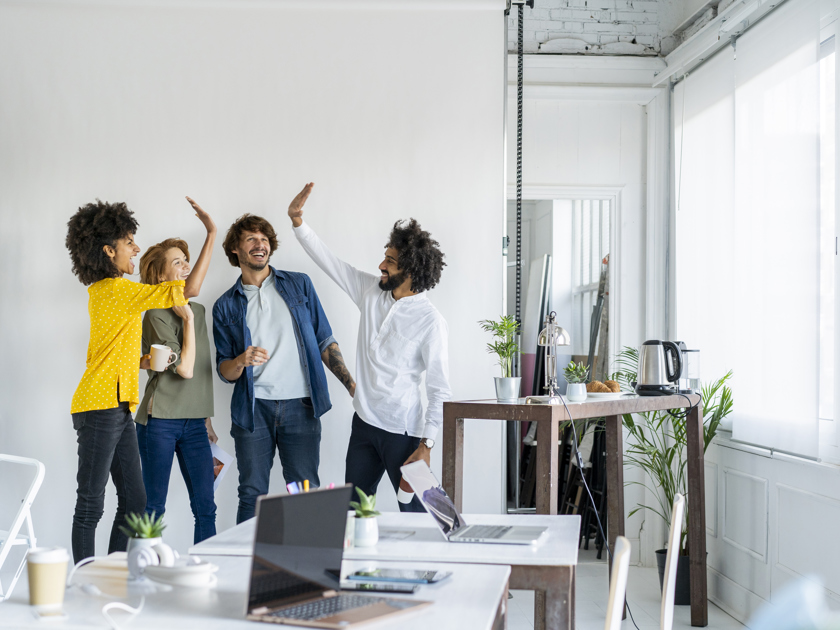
[
  {"left": 192, "top": 512, "right": 580, "bottom": 630},
  {"left": 0, "top": 557, "right": 509, "bottom": 630}
]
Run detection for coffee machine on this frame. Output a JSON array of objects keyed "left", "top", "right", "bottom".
[{"left": 635, "top": 340, "right": 682, "bottom": 396}]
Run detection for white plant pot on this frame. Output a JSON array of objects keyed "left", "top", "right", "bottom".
[
  {"left": 354, "top": 517, "right": 379, "bottom": 547},
  {"left": 494, "top": 377, "right": 521, "bottom": 403},
  {"left": 566, "top": 383, "right": 587, "bottom": 402}
]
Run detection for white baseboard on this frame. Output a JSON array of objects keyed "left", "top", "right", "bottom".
[{"left": 708, "top": 565, "right": 767, "bottom": 625}]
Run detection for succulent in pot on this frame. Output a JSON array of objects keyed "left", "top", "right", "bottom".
[
  {"left": 349, "top": 488, "right": 381, "bottom": 547},
  {"left": 563, "top": 361, "right": 590, "bottom": 402}
]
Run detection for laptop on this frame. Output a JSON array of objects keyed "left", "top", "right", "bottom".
[
  {"left": 245, "top": 486, "right": 431, "bottom": 628},
  {"left": 400, "top": 461, "right": 548, "bottom": 545}
]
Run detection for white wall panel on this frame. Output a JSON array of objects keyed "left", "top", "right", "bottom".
[
  {"left": 0, "top": 1, "right": 504, "bottom": 555},
  {"left": 776, "top": 484, "right": 840, "bottom": 598},
  {"left": 722, "top": 469, "right": 769, "bottom": 561}
]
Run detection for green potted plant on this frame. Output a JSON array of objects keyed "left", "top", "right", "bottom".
[
  {"left": 479, "top": 316, "right": 521, "bottom": 402},
  {"left": 563, "top": 360, "right": 590, "bottom": 402},
  {"left": 120, "top": 512, "right": 176, "bottom": 578},
  {"left": 350, "top": 488, "right": 381, "bottom": 547},
  {"left": 612, "top": 346, "right": 733, "bottom": 604}
]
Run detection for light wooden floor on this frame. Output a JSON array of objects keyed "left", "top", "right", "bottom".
[{"left": 507, "top": 548, "right": 746, "bottom": 630}]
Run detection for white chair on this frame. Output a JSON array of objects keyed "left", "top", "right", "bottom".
[
  {"left": 661, "top": 493, "right": 686, "bottom": 630},
  {"left": 0, "top": 454, "right": 45, "bottom": 602},
  {"left": 604, "top": 536, "right": 631, "bottom": 630}
]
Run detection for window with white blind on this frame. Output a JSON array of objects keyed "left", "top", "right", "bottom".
[
  {"left": 571, "top": 199, "right": 610, "bottom": 356},
  {"left": 674, "top": 0, "right": 820, "bottom": 458},
  {"left": 819, "top": 35, "right": 835, "bottom": 422}
]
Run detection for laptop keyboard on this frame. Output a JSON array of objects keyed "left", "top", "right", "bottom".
[
  {"left": 270, "top": 595, "right": 385, "bottom": 621},
  {"left": 460, "top": 525, "right": 511, "bottom": 539}
]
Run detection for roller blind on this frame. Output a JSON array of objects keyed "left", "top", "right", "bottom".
[{"left": 675, "top": 0, "right": 820, "bottom": 458}]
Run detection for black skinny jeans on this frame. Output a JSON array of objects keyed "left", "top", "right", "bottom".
[{"left": 71, "top": 402, "right": 146, "bottom": 563}]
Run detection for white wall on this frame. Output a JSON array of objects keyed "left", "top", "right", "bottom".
[{"left": 0, "top": 1, "right": 504, "bottom": 556}]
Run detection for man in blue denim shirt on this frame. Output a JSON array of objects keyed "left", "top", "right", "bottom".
[{"left": 213, "top": 214, "right": 355, "bottom": 523}]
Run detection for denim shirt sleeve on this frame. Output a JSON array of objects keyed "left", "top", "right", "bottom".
[
  {"left": 212, "top": 300, "right": 236, "bottom": 384},
  {"left": 303, "top": 275, "right": 337, "bottom": 354}
]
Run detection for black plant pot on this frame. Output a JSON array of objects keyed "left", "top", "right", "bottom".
[{"left": 655, "top": 549, "right": 691, "bottom": 606}]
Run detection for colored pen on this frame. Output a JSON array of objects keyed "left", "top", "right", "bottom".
[
  {"left": 303, "top": 479, "right": 310, "bottom": 492},
  {"left": 328, "top": 483, "right": 335, "bottom": 489},
  {"left": 286, "top": 482, "right": 299, "bottom": 495}
]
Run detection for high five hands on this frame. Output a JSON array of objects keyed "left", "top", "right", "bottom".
[
  {"left": 288, "top": 183, "right": 315, "bottom": 228},
  {"left": 185, "top": 196, "right": 217, "bottom": 234}
]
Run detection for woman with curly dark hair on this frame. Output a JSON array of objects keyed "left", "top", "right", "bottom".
[
  {"left": 287, "top": 182, "right": 451, "bottom": 514},
  {"left": 65, "top": 197, "right": 216, "bottom": 563}
]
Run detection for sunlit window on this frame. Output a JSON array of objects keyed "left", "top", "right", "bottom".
[
  {"left": 571, "top": 200, "right": 610, "bottom": 356},
  {"left": 819, "top": 36, "right": 835, "bottom": 421}
]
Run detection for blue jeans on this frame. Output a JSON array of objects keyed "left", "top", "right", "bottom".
[
  {"left": 136, "top": 417, "right": 217, "bottom": 544},
  {"left": 345, "top": 413, "right": 425, "bottom": 513},
  {"left": 231, "top": 397, "right": 321, "bottom": 523},
  {"left": 71, "top": 403, "right": 146, "bottom": 563}
]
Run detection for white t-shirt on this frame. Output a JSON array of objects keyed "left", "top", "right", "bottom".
[{"left": 243, "top": 270, "right": 310, "bottom": 401}]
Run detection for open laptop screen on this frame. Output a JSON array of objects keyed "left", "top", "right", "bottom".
[
  {"left": 400, "top": 461, "right": 465, "bottom": 536},
  {"left": 247, "top": 486, "right": 354, "bottom": 611}
]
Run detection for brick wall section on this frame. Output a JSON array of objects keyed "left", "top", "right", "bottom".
[{"left": 507, "top": 0, "right": 676, "bottom": 56}]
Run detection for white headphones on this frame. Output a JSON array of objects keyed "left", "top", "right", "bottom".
[{"left": 127, "top": 542, "right": 178, "bottom": 579}]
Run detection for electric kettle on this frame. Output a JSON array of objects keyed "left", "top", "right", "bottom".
[{"left": 635, "top": 340, "right": 682, "bottom": 396}]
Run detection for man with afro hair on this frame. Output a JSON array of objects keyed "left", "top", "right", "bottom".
[{"left": 288, "top": 182, "right": 451, "bottom": 513}]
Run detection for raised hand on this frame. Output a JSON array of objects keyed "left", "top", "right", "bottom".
[
  {"left": 288, "top": 182, "right": 314, "bottom": 227},
  {"left": 185, "top": 196, "right": 217, "bottom": 235}
]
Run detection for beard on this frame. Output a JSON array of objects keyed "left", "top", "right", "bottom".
[
  {"left": 379, "top": 270, "right": 407, "bottom": 292},
  {"left": 239, "top": 251, "right": 269, "bottom": 272}
]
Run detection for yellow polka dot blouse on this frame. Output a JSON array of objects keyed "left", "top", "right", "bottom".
[{"left": 71, "top": 278, "right": 188, "bottom": 414}]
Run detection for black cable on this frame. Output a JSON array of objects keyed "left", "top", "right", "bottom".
[
  {"left": 557, "top": 395, "right": 642, "bottom": 630},
  {"left": 515, "top": 2, "right": 523, "bottom": 327}
]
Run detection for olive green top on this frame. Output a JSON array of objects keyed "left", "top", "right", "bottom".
[{"left": 135, "top": 302, "right": 214, "bottom": 425}]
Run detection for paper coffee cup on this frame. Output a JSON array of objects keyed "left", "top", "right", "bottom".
[{"left": 27, "top": 547, "right": 69, "bottom": 611}]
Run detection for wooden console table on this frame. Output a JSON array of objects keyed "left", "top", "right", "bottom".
[{"left": 441, "top": 394, "right": 707, "bottom": 628}]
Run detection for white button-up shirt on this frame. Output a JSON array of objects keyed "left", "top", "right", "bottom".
[{"left": 293, "top": 221, "right": 451, "bottom": 439}]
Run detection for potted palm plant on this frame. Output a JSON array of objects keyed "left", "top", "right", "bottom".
[
  {"left": 479, "top": 316, "right": 521, "bottom": 402},
  {"left": 612, "top": 346, "right": 733, "bottom": 604},
  {"left": 350, "top": 488, "right": 381, "bottom": 547}
]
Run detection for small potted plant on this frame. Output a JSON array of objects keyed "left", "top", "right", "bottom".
[
  {"left": 563, "top": 361, "right": 589, "bottom": 402},
  {"left": 350, "top": 488, "right": 381, "bottom": 547},
  {"left": 120, "top": 512, "right": 175, "bottom": 578},
  {"left": 479, "top": 316, "right": 521, "bottom": 402}
]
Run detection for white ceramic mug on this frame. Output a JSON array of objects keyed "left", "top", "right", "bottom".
[
  {"left": 27, "top": 547, "right": 69, "bottom": 612},
  {"left": 150, "top": 344, "right": 178, "bottom": 372}
]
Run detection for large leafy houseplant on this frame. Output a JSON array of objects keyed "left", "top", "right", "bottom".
[
  {"left": 611, "top": 346, "right": 733, "bottom": 555},
  {"left": 479, "top": 316, "right": 520, "bottom": 378}
]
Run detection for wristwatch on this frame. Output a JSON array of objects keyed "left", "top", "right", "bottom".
[{"left": 421, "top": 438, "right": 435, "bottom": 449}]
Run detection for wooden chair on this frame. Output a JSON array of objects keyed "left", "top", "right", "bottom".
[
  {"left": 0, "top": 454, "right": 45, "bottom": 602},
  {"left": 604, "top": 536, "right": 631, "bottom": 630},
  {"left": 661, "top": 493, "right": 685, "bottom": 630}
]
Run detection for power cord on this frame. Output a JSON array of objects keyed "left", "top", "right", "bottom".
[
  {"left": 67, "top": 556, "right": 145, "bottom": 629},
  {"left": 556, "top": 395, "right": 642, "bottom": 630}
]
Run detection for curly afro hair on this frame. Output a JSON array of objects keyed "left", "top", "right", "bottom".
[
  {"left": 66, "top": 200, "right": 139, "bottom": 286},
  {"left": 386, "top": 219, "right": 446, "bottom": 293},
  {"left": 222, "top": 214, "right": 278, "bottom": 267}
]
